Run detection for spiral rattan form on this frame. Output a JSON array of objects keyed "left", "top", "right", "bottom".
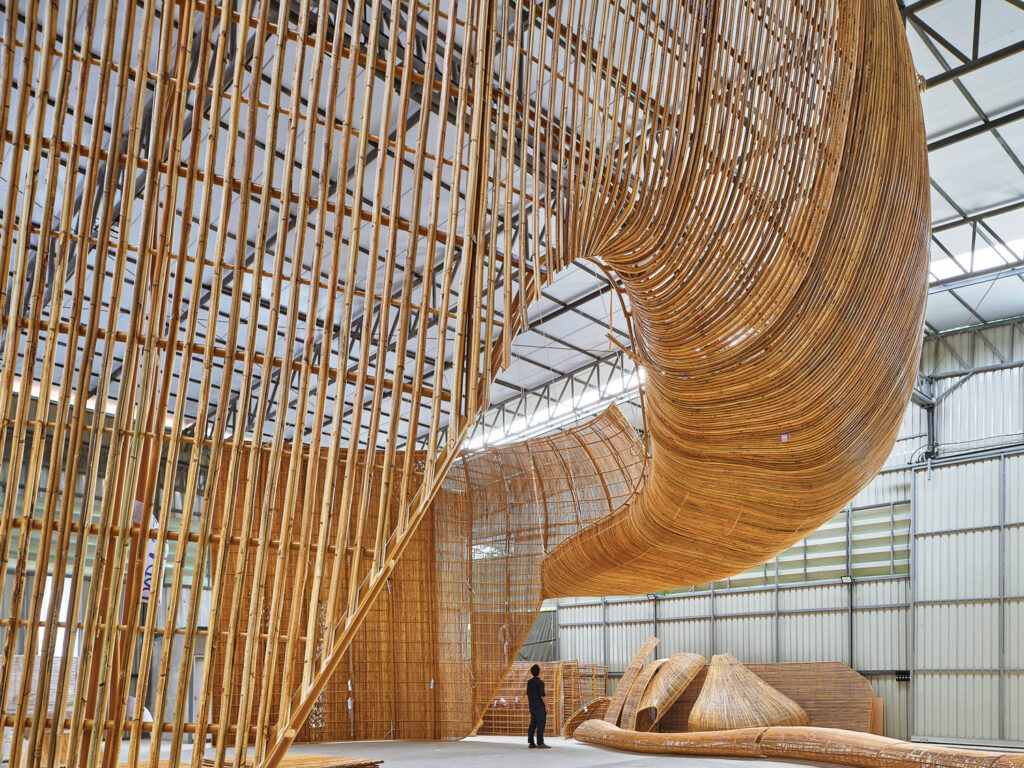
[
  {"left": 539, "top": 0, "right": 929, "bottom": 598},
  {"left": 688, "top": 654, "right": 810, "bottom": 731},
  {"left": 0, "top": 0, "right": 926, "bottom": 763}
]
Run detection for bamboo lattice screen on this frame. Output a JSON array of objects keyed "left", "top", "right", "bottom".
[{"left": 0, "top": 0, "right": 926, "bottom": 764}]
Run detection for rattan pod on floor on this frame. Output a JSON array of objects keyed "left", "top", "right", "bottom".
[
  {"left": 574, "top": 721, "right": 1024, "bottom": 768},
  {"left": 688, "top": 654, "right": 809, "bottom": 731},
  {"left": 562, "top": 697, "right": 612, "bottom": 739}
]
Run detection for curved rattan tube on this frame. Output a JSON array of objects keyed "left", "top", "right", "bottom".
[
  {"left": 574, "top": 721, "right": 1024, "bottom": 768},
  {"left": 634, "top": 653, "right": 705, "bottom": 733},
  {"left": 688, "top": 654, "right": 808, "bottom": 731},
  {"left": 604, "top": 637, "right": 660, "bottom": 726},
  {"left": 562, "top": 697, "right": 611, "bottom": 739},
  {"left": 541, "top": 0, "right": 929, "bottom": 597},
  {"left": 619, "top": 658, "right": 669, "bottom": 731}
]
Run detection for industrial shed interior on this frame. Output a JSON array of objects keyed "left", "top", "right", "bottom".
[{"left": 0, "top": 0, "right": 1023, "bottom": 767}]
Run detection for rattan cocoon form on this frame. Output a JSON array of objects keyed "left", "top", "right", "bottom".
[
  {"left": 688, "top": 654, "right": 809, "bottom": 732},
  {"left": 562, "top": 697, "right": 612, "bottom": 739},
  {"left": 574, "top": 721, "right": 1024, "bottom": 768},
  {"left": 634, "top": 654, "right": 705, "bottom": 732}
]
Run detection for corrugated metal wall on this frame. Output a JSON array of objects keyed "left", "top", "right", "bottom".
[{"left": 554, "top": 321, "right": 1024, "bottom": 747}]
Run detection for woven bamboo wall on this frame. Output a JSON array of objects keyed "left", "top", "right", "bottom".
[
  {"left": 208, "top": 407, "right": 642, "bottom": 742},
  {"left": 0, "top": 0, "right": 927, "bottom": 762},
  {"left": 477, "top": 660, "right": 608, "bottom": 736}
]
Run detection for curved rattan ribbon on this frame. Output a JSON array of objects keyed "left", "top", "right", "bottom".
[{"left": 541, "top": 0, "right": 929, "bottom": 597}]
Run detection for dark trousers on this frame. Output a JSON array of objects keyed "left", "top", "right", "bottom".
[{"left": 528, "top": 706, "right": 546, "bottom": 745}]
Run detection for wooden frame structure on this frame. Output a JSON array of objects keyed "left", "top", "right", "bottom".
[{"left": 1, "top": 0, "right": 927, "bottom": 764}]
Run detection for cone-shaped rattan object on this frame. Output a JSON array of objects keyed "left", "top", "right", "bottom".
[{"left": 688, "top": 654, "right": 809, "bottom": 732}]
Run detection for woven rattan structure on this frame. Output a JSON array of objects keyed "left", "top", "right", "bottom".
[
  {"left": 619, "top": 659, "right": 668, "bottom": 731},
  {"left": 0, "top": 0, "right": 927, "bottom": 763},
  {"left": 634, "top": 653, "right": 705, "bottom": 733},
  {"left": 562, "top": 697, "right": 611, "bottom": 739},
  {"left": 575, "top": 721, "right": 1024, "bottom": 768},
  {"left": 604, "top": 637, "right": 660, "bottom": 726},
  {"left": 688, "top": 654, "right": 809, "bottom": 731}
]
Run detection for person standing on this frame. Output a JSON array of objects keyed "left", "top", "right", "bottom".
[{"left": 526, "top": 664, "right": 550, "bottom": 748}]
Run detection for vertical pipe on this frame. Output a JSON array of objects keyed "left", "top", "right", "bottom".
[
  {"left": 847, "top": 506, "right": 855, "bottom": 668},
  {"left": 999, "top": 455, "right": 1006, "bottom": 740},
  {"left": 909, "top": 469, "right": 918, "bottom": 740},
  {"left": 652, "top": 593, "right": 660, "bottom": 659},
  {"left": 774, "top": 557, "right": 780, "bottom": 663},
  {"left": 709, "top": 583, "right": 716, "bottom": 657}
]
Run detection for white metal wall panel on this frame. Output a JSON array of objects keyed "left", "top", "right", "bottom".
[
  {"left": 714, "top": 589, "right": 772, "bottom": 616},
  {"left": 661, "top": 593, "right": 712, "bottom": 618},
  {"left": 886, "top": 406, "right": 928, "bottom": 468},
  {"left": 915, "top": 530, "right": 999, "bottom": 601},
  {"left": 916, "top": 460, "right": 1001, "bottom": 532},
  {"left": 605, "top": 598, "right": 652, "bottom": 624},
  {"left": 659, "top": 618, "right": 712, "bottom": 659},
  {"left": 1005, "top": 598, "right": 1024, "bottom": 668},
  {"left": 779, "top": 584, "right": 847, "bottom": 612},
  {"left": 915, "top": 602, "right": 999, "bottom": 669},
  {"left": 936, "top": 369, "right": 1023, "bottom": 452},
  {"left": 1008, "top": 456, "right": 1024, "bottom": 524},
  {"left": 1006, "top": 673, "right": 1024, "bottom": 742},
  {"left": 606, "top": 622, "right": 656, "bottom": 671},
  {"left": 558, "top": 624, "right": 603, "bottom": 663},
  {"left": 854, "top": 577, "right": 909, "bottom": 607},
  {"left": 715, "top": 616, "right": 773, "bottom": 663},
  {"left": 914, "top": 672, "right": 1000, "bottom": 741},
  {"left": 557, "top": 603, "right": 602, "bottom": 625},
  {"left": 779, "top": 612, "right": 846, "bottom": 662},
  {"left": 854, "top": 607, "right": 908, "bottom": 670},
  {"left": 867, "top": 676, "right": 911, "bottom": 740},
  {"left": 1007, "top": 527, "right": 1024, "bottom": 597},
  {"left": 854, "top": 470, "right": 912, "bottom": 507}
]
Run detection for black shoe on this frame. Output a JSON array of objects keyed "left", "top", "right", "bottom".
[
  {"left": 537, "top": 744, "right": 551, "bottom": 749},
  {"left": 528, "top": 743, "right": 536, "bottom": 748}
]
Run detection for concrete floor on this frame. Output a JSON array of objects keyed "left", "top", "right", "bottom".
[{"left": 283, "top": 735, "right": 835, "bottom": 768}]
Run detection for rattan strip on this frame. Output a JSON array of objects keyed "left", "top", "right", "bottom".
[
  {"left": 575, "top": 721, "right": 1024, "bottom": 768},
  {"left": 0, "top": 0, "right": 928, "bottom": 764}
]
